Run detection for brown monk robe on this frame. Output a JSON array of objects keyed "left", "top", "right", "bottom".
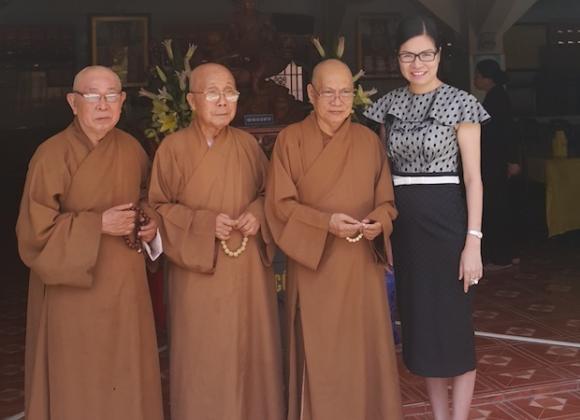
[
  {"left": 148, "top": 63, "right": 284, "bottom": 420},
  {"left": 265, "top": 59, "right": 403, "bottom": 420},
  {"left": 16, "top": 67, "right": 163, "bottom": 420}
]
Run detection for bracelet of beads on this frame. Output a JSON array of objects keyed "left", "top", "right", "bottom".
[
  {"left": 221, "top": 236, "right": 249, "bottom": 257},
  {"left": 345, "top": 232, "right": 364, "bottom": 243}
]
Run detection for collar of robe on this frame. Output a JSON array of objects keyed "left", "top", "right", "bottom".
[
  {"left": 72, "top": 118, "right": 112, "bottom": 151},
  {"left": 294, "top": 112, "right": 354, "bottom": 200},
  {"left": 302, "top": 112, "right": 352, "bottom": 159},
  {"left": 190, "top": 117, "right": 230, "bottom": 151}
]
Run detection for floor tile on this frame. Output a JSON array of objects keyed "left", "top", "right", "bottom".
[
  {"left": 515, "top": 343, "right": 580, "bottom": 366},
  {"left": 508, "top": 392, "right": 580, "bottom": 419}
]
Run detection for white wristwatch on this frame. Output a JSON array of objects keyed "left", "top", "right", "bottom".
[{"left": 467, "top": 229, "right": 483, "bottom": 239}]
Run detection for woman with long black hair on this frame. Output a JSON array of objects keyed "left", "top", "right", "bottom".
[{"left": 364, "top": 15, "right": 490, "bottom": 420}]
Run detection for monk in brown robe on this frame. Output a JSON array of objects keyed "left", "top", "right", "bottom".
[
  {"left": 265, "top": 59, "right": 403, "bottom": 420},
  {"left": 148, "top": 63, "right": 284, "bottom": 420},
  {"left": 16, "top": 66, "right": 164, "bottom": 420}
]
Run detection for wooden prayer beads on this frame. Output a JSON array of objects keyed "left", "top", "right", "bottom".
[
  {"left": 346, "top": 232, "right": 364, "bottom": 243},
  {"left": 124, "top": 207, "right": 150, "bottom": 253},
  {"left": 220, "top": 236, "right": 249, "bottom": 257}
]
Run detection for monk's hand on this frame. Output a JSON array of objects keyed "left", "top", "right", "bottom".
[
  {"left": 361, "top": 218, "right": 382, "bottom": 241},
  {"left": 236, "top": 212, "right": 260, "bottom": 237},
  {"left": 329, "top": 213, "right": 362, "bottom": 238},
  {"left": 102, "top": 203, "right": 136, "bottom": 236},
  {"left": 216, "top": 213, "right": 236, "bottom": 241},
  {"left": 458, "top": 240, "right": 483, "bottom": 293},
  {"left": 138, "top": 216, "right": 158, "bottom": 243}
]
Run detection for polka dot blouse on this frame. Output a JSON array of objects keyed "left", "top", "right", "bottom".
[{"left": 363, "top": 84, "right": 490, "bottom": 176}]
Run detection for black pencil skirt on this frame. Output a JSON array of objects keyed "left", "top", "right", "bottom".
[{"left": 392, "top": 183, "right": 476, "bottom": 378}]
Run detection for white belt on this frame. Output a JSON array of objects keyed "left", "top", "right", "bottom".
[{"left": 393, "top": 175, "right": 460, "bottom": 186}]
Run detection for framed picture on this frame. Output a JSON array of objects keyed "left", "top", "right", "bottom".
[
  {"left": 90, "top": 15, "right": 149, "bottom": 87},
  {"left": 357, "top": 14, "right": 401, "bottom": 78}
]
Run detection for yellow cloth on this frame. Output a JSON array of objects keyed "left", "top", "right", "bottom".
[{"left": 528, "top": 158, "right": 580, "bottom": 236}]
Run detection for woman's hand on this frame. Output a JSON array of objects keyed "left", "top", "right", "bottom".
[{"left": 458, "top": 237, "right": 483, "bottom": 293}]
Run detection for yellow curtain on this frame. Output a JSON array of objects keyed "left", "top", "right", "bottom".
[{"left": 545, "top": 158, "right": 580, "bottom": 236}]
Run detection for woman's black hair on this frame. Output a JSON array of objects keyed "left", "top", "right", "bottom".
[
  {"left": 476, "top": 59, "right": 509, "bottom": 85},
  {"left": 395, "top": 15, "right": 442, "bottom": 51}
]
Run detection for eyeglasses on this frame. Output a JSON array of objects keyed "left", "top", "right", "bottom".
[
  {"left": 398, "top": 50, "right": 439, "bottom": 63},
  {"left": 311, "top": 85, "right": 355, "bottom": 101},
  {"left": 73, "top": 91, "right": 123, "bottom": 103},
  {"left": 189, "top": 88, "right": 240, "bottom": 103}
]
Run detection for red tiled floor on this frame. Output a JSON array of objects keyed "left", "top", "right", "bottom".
[
  {"left": 508, "top": 392, "right": 580, "bottom": 419},
  {"left": 2, "top": 240, "right": 580, "bottom": 419},
  {"left": 476, "top": 345, "right": 544, "bottom": 374},
  {"left": 475, "top": 318, "right": 565, "bottom": 340},
  {"left": 474, "top": 336, "right": 505, "bottom": 349},
  {"left": 399, "top": 240, "right": 580, "bottom": 418},
  {"left": 516, "top": 343, "right": 580, "bottom": 366},
  {"left": 465, "top": 403, "right": 523, "bottom": 420}
]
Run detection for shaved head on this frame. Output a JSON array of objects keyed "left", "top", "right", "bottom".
[
  {"left": 67, "top": 65, "right": 126, "bottom": 144},
  {"left": 189, "top": 63, "right": 235, "bottom": 92},
  {"left": 186, "top": 63, "right": 238, "bottom": 137},
  {"left": 307, "top": 59, "right": 354, "bottom": 136},
  {"left": 311, "top": 59, "right": 353, "bottom": 88},
  {"left": 73, "top": 66, "right": 122, "bottom": 91}
]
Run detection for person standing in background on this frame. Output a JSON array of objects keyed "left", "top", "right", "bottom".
[{"left": 474, "top": 59, "right": 522, "bottom": 269}]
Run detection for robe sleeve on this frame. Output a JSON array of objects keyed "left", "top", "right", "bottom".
[
  {"left": 365, "top": 144, "right": 398, "bottom": 265},
  {"left": 139, "top": 163, "right": 162, "bottom": 230},
  {"left": 16, "top": 148, "right": 102, "bottom": 287},
  {"left": 134, "top": 149, "right": 165, "bottom": 268},
  {"left": 148, "top": 142, "right": 218, "bottom": 273},
  {"left": 244, "top": 147, "right": 275, "bottom": 267},
  {"left": 265, "top": 131, "right": 331, "bottom": 271}
]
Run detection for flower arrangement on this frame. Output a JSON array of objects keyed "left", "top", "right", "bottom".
[
  {"left": 139, "top": 40, "right": 197, "bottom": 144},
  {"left": 311, "top": 36, "right": 377, "bottom": 112}
]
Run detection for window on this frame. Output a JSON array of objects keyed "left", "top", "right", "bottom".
[
  {"left": 269, "top": 61, "right": 303, "bottom": 101},
  {"left": 551, "top": 24, "right": 580, "bottom": 46}
]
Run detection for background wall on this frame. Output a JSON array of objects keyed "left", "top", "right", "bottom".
[
  {"left": 2, "top": 0, "right": 580, "bottom": 130},
  {"left": 0, "top": 0, "right": 320, "bottom": 66},
  {"left": 519, "top": 0, "right": 580, "bottom": 22}
]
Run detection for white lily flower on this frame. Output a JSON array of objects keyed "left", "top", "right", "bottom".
[
  {"left": 176, "top": 70, "right": 187, "bottom": 91},
  {"left": 311, "top": 37, "right": 326, "bottom": 58},
  {"left": 162, "top": 39, "right": 174, "bottom": 61},
  {"left": 336, "top": 36, "right": 345, "bottom": 58},
  {"left": 157, "top": 86, "right": 174, "bottom": 101},
  {"left": 184, "top": 43, "right": 197, "bottom": 74},
  {"left": 365, "top": 87, "right": 378, "bottom": 97},
  {"left": 352, "top": 69, "right": 365, "bottom": 83},
  {"left": 155, "top": 65, "right": 168, "bottom": 83},
  {"left": 138, "top": 88, "right": 158, "bottom": 100}
]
